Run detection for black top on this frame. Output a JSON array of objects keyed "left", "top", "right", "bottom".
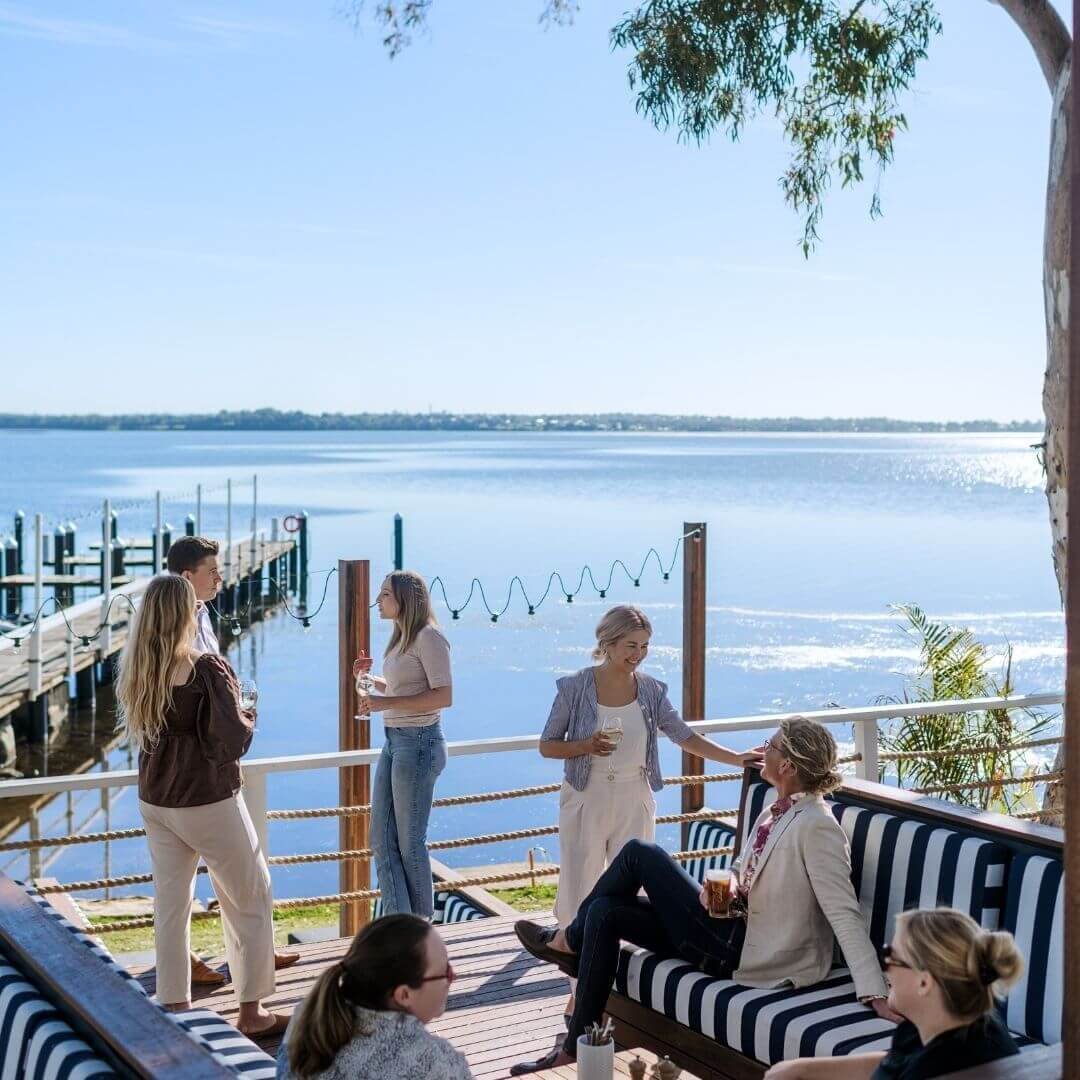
[{"left": 872, "top": 1012, "right": 1019, "bottom": 1080}]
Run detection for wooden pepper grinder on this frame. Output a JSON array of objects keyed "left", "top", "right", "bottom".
[
  {"left": 628, "top": 1055, "right": 647, "bottom": 1080},
  {"left": 653, "top": 1056, "right": 681, "bottom": 1080}
]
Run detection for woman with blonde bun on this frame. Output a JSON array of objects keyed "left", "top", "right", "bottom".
[{"left": 764, "top": 906, "right": 1023, "bottom": 1079}]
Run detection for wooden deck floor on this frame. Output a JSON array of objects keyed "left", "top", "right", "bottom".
[{"left": 132, "top": 914, "right": 575, "bottom": 1079}]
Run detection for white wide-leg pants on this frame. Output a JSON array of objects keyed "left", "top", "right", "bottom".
[
  {"left": 140, "top": 791, "right": 275, "bottom": 1006},
  {"left": 553, "top": 768, "right": 656, "bottom": 928}
]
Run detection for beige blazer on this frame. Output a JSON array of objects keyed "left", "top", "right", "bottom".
[{"left": 731, "top": 794, "right": 888, "bottom": 1000}]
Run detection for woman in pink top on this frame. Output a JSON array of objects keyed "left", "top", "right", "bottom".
[{"left": 354, "top": 571, "right": 453, "bottom": 919}]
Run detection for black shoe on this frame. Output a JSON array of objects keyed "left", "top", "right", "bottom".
[
  {"left": 509, "top": 1048, "right": 567, "bottom": 1075},
  {"left": 514, "top": 920, "right": 579, "bottom": 978}
]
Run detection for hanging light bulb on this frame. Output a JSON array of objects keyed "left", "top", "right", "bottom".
[
  {"left": 12, "top": 636, "right": 22, "bottom": 652},
  {"left": 301, "top": 617, "right": 311, "bottom": 632},
  {"left": 230, "top": 620, "right": 242, "bottom": 637},
  {"left": 80, "top": 636, "right": 93, "bottom": 650},
  {"left": 565, "top": 593, "right": 573, "bottom": 604},
  {"left": 451, "top": 610, "right": 460, "bottom": 621}
]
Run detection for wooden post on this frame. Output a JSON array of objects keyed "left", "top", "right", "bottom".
[
  {"left": 298, "top": 512, "right": 309, "bottom": 608},
  {"left": 14, "top": 510, "right": 24, "bottom": 575},
  {"left": 681, "top": 522, "right": 707, "bottom": 849},
  {"left": 29, "top": 514, "right": 43, "bottom": 702},
  {"left": 99, "top": 500, "right": 112, "bottom": 658},
  {"left": 393, "top": 514, "right": 404, "bottom": 571},
  {"left": 339, "top": 559, "right": 371, "bottom": 936},
  {"left": 154, "top": 490, "right": 162, "bottom": 573},
  {"left": 225, "top": 479, "right": 233, "bottom": 584},
  {"left": 1064, "top": 14, "right": 1080, "bottom": 1071},
  {"left": 195, "top": 483, "right": 202, "bottom": 536}
]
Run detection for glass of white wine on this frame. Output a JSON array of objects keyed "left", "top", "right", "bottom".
[
  {"left": 601, "top": 715, "right": 624, "bottom": 748},
  {"left": 239, "top": 679, "right": 258, "bottom": 710}
]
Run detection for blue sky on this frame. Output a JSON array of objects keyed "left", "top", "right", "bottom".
[{"left": 0, "top": 1, "right": 1068, "bottom": 420}]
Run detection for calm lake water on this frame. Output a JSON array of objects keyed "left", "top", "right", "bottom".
[{"left": 0, "top": 429, "right": 1064, "bottom": 900}]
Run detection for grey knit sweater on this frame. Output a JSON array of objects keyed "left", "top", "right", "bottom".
[{"left": 275, "top": 1006, "right": 473, "bottom": 1080}]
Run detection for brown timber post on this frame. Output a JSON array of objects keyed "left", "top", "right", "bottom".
[
  {"left": 339, "top": 559, "right": 371, "bottom": 937},
  {"left": 1064, "top": 11, "right": 1080, "bottom": 1072},
  {"left": 681, "top": 522, "right": 707, "bottom": 849}
]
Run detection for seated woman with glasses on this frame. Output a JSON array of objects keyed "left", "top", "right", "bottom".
[
  {"left": 277, "top": 914, "right": 473, "bottom": 1079},
  {"left": 764, "top": 907, "right": 1023, "bottom": 1079},
  {"left": 511, "top": 716, "right": 899, "bottom": 1075}
]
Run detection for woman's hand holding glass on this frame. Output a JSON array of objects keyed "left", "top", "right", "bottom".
[{"left": 587, "top": 729, "right": 617, "bottom": 756}]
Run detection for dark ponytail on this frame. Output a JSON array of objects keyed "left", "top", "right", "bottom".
[{"left": 288, "top": 914, "right": 432, "bottom": 1077}]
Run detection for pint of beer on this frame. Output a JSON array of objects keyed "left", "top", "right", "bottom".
[{"left": 704, "top": 868, "right": 736, "bottom": 918}]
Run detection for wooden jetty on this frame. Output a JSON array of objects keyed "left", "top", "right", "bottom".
[
  {"left": 133, "top": 913, "right": 569, "bottom": 1079},
  {"left": 0, "top": 534, "right": 296, "bottom": 725}
]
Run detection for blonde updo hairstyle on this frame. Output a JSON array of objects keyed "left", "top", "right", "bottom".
[
  {"left": 895, "top": 908, "right": 1024, "bottom": 1021},
  {"left": 775, "top": 716, "right": 842, "bottom": 795},
  {"left": 592, "top": 605, "right": 652, "bottom": 661}
]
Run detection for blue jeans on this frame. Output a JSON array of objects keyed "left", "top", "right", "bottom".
[
  {"left": 562, "top": 839, "right": 745, "bottom": 1056},
  {"left": 371, "top": 723, "right": 447, "bottom": 919}
]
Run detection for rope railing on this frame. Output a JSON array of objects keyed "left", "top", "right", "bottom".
[
  {"left": 880, "top": 737, "right": 1062, "bottom": 764},
  {"left": 87, "top": 845, "right": 736, "bottom": 934},
  {"left": 37, "top": 809, "right": 743, "bottom": 894},
  {"left": 912, "top": 771, "right": 1063, "bottom": 795}
]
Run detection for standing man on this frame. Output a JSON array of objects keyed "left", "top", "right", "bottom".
[
  {"left": 166, "top": 536, "right": 299, "bottom": 987},
  {"left": 167, "top": 536, "right": 222, "bottom": 656}
]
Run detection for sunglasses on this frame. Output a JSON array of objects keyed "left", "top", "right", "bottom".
[
  {"left": 882, "top": 944, "right": 913, "bottom": 971},
  {"left": 419, "top": 962, "right": 455, "bottom": 987}
]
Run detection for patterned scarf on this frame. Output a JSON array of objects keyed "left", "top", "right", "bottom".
[{"left": 736, "top": 792, "right": 803, "bottom": 899}]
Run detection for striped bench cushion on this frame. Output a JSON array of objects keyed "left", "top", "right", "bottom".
[
  {"left": 682, "top": 817, "right": 737, "bottom": 884},
  {"left": 17, "top": 885, "right": 274, "bottom": 1075},
  {"left": 373, "top": 889, "right": 488, "bottom": 924},
  {"left": 614, "top": 949, "right": 894, "bottom": 1066},
  {"left": 1003, "top": 853, "right": 1063, "bottom": 1045},
  {"left": 0, "top": 962, "right": 117, "bottom": 1079},
  {"left": 171, "top": 1010, "right": 276, "bottom": 1077},
  {"left": 738, "top": 783, "right": 1010, "bottom": 944}
]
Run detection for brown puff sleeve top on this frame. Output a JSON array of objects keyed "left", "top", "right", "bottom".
[{"left": 137, "top": 653, "right": 256, "bottom": 808}]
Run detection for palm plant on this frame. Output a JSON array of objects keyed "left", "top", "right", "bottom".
[{"left": 877, "top": 605, "right": 1053, "bottom": 813}]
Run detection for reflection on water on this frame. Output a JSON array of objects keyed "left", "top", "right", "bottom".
[{"left": 0, "top": 430, "right": 1062, "bottom": 900}]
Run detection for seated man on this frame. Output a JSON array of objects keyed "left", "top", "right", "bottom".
[{"left": 512, "top": 716, "right": 899, "bottom": 1074}]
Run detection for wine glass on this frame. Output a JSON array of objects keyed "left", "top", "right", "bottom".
[
  {"left": 239, "top": 679, "right": 258, "bottom": 709},
  {"left": 601, "top": 715, "right": 624, "bottom": 748}
]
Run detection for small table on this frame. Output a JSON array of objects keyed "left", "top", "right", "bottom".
[{"left": 531, "top": 1047, "right": 703, "bottom": 1079}]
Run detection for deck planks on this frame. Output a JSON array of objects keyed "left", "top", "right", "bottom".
[{"left": 130, "top": 914, "right": 577, "bottom": 1079}]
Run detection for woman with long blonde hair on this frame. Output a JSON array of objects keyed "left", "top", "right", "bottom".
[
  {"left": 117, "top": 575, "right": 285, "bottom": 1037},
  {"left": 352, "top": 571, "right": 452, "bottom": 918}
]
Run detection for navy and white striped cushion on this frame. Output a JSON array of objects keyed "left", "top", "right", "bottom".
[
  {"left": 372, "top": 890, "right": 488, "bottom": 924},
  {"left": 170, "top": 1009, "right": 276, "bottom": 1077},
  {"left": 1003, "top": 853, "right": 1062, "bottom": 1045},
  {"left": 682, "top": 817, "right": 737, "bottom": 884},
  {"left": 20, "top": 887, "right": 148, "bottom": 1000},
  {"left": 0, "top": 962, "right": 117, "bottom": 1079},
  {"left": 737, "top": 783, "right": 1010, "bottom": 944},
  {"left": 614, "top": 949, "right": 894, "bottom": 1065},
  {"left": 829, "top": 803, "right": 1010, "bottom": 943}
]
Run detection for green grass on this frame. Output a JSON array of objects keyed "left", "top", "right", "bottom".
[
  {"left": 92, "top": 887, "right": 556, "bottom": 955},
  {"left": 90, "top": 902, "right": 356, "bottom": 956},
  {"left": 489, "top": 883, "right": 558, "bottom": 912}
]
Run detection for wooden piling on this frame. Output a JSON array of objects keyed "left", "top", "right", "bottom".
[
  {"left": 339, "top": 559, "right": 371, "bottom": 936},
  {"left": 681, "top": 522, "right": 707, "bottom": 849}
]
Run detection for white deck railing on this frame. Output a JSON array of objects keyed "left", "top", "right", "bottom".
[{"left": 0, "top": 692, "right": 1063, "bottom": 859}]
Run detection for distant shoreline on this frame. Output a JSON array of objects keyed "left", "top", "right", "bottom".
[{"left": 0, "top": 411, "right": 1042, "bottom": 434}]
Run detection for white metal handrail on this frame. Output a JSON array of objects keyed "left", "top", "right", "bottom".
[{"left": 0, "top": 691, "right": 1061, "bottom": 801}]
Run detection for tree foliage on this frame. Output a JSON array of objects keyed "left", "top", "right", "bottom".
[
  {"left": 878, "top": 604, "right": 1052, "bottom": 813},
  {"left": 345, "top": 1, "right": 941, "bottom": 253},
  {"left": 611, "top": 1, "right": 941, "bottom": 253}
]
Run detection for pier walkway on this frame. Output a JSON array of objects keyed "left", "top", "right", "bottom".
[{"left": 0, "top": 535, "right": 294, "bottom": 722}]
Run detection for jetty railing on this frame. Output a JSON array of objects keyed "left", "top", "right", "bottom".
[{"left": 0, "top": 691, "right": 1061, "bottom": 934}]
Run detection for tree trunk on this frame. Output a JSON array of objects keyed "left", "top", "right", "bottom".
[{"left": 1041, "top": 57, "right": 1070, "bottom": 823}]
